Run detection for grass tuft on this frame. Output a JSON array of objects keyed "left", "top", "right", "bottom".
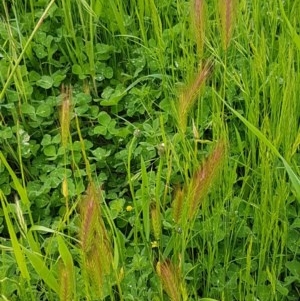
[{"left": 1, "top": 0, "right": 300, "bottom": 299}]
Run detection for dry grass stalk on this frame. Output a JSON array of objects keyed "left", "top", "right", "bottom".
[
  {"left": 192, "top": 0, "right": 206, "bottom": 56},
  {"left": 219, "top": 0, "right": 236, "bottom": 50},
  {"left": 177, "top": 62, "right": 212, "bottom": 133},
  {"left": 156, "top": 259, "right": 181, "bottom": 301},
  {"left": 60, "top": 84, "right": 72, "bottom": 148},
  {"left": 188, "top": 140, "right": 226, "bottom": 219}
]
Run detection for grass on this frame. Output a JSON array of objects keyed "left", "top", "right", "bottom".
[{"left": 0, "top": 0, "right": 300, "bottom": 300}]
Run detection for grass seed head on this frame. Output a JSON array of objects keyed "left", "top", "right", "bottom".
[
  {"left": 84, "top": 232, "right": 113, "bottom": 297},
  {"left": 156, "top": 259, "right": 181, "bottom": 301},
  {"left": 177, "top": 62, "right": 212, "bottom": 133},
  {"left": 188, "top": 140, "right": 226, "bottom": 219},
  {"left": 219, "top": 0, "right": 236, "bottom": 50},
  {"left": 99, "top": 231, "right": 113, "bottom": 275},
  {"left": 60, "top": 85, "right": 72, "bottom": 148},
  {"left": 151, "top": 202, "right": 161, "bottom": 241},
  {"left": 62, "top": 176, "right": 68, "bottom": 198},
  {"left": 58, "top": 261, "right": 73, "bottom": 301},
  {"left": 79, "top": 182, "right": 102, "bottom": 252},
  {"left": 191, "top": 0, "right": 206, "bottom": 56},
  {"left": 172, "top": 186, "right": 185, "bottom": 224},
  {"left": 85, "top": 246, "right": 105, "bottom": 297}
]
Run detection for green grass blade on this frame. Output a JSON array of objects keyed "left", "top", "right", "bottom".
[
  {"left": 0, "top": 190, "right": 30, "bottom": 280},
  {"left": 281, "top": 159, "right": 300, "bottom": 200},
  {"left": 57, "top": 235, "right": 74, "bottom": 271},
  {"left": 57, "top": 235, "right": 76, "bottom": 299},
  {"left": 23, "top": 248, "right": 59, "bottom": 294},
  {"left": 220, "top": 98, "right": 300, "bottom": 201},
  {"left": 278, "top": 0, "right": 300, "bottom": 51},
  {"left": 0, "top": 0, "right": 56, "bottom": 102},
  {"left": 0, "top": 151, "right": 30, "bottom": 206}
]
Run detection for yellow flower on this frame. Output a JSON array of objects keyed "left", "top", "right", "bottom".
[
  {"left": 126, "top": 205, "right": 133, "bottom": 212},
  {"left": 151, "top": 241, "right": 159, "bottom": 248}
]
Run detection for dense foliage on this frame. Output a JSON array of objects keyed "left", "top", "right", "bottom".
[{"left": 0, "top": 0, "right": 300, "bottom": 300}]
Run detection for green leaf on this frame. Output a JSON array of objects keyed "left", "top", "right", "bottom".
[
  {"left": 91, "top": 147, "right": 110, "bottom": 160},
  {"left": 107, "top": 120, "right": 117, "bottom": 134},
  {"left": 36, "top": 103, "right": 51, "bottom": 117},
  {"left": 74, "top": 104, "right": 89, "bottom": 115},
  {"left": 291, "top": 218, "right": 300, "bottom": 229},
  {"left": 109, "top": 198, "right": 125, "bottom": 219},
  {"left": 285, "top": 260, "right": 300, "bottom": 277},
  {"left": 104, "top": 66, "right": 113, "bottom": 78},
  {"left": 41, "top": 134, "right": 52, "bottom": 146},
  {"left": 74, "top": 92, "right": 92, "bottom": 105},
  {"left": 1, "top": 127, "right": 13, "bottom": 139},
  {"left": 52, "top": 71, "right": 66, "bottom": 87},
  {"left": 43, "top": 145, "right": 56, "bottom": 157},
  {"left": 36, "top": 75, "right": 54, "bottom": 89},
  {"left": 72, "top": 64, "right": 83, "bottom": 75},
  {"left": 21, "top": 103, "right": 35, "bottom": 115},
  {"left": 100, "top": 94, "right": 125, "bottom": 106},
  {"left": 52, "top": 134, "right": 61, "bottom": 144},
  {"left": 95, "top": 43, "right": 114, "bottom": 60},
  {"left": 100, "top": 85, "right": 126, "bottom": 106},
  {"left": 98, "top": 111, "right": 111, "bottom": 125},
  {"left": 94, "top": 125, "right": 107, "bottom": 135},
  {"left": 276, "top": 280, "right": 289, "bottom": 296},
  {"left": 29, "top": 70, "right": 41, "bottom": 82},
  {"left": 33, "top": 44, "right": 48, "bottom": 59}
]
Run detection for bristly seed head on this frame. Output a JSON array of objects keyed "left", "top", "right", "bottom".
[
  {"left": 192, "top": 0, "right": 206, "bottom": 56},
  {"left": 219, "top": 0, "right": 236, "bottom": 50},
  {"left": 156, "top": 259, "right": 181, "bottom": 301},
  {"left": 79, "top": 182, "right": 101, "bottom": 252},
  {"left": 60, "top": 84, "right": 72, "bottom": 148},
  {"left": 151, "top": 202, "right": 161, "bottom": 241},
  {"left": 177, "top": 61, "right": 213, "bottom": 133},
  {"left": 188, "top": 140, "right": 227, "bottom": 220}
]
